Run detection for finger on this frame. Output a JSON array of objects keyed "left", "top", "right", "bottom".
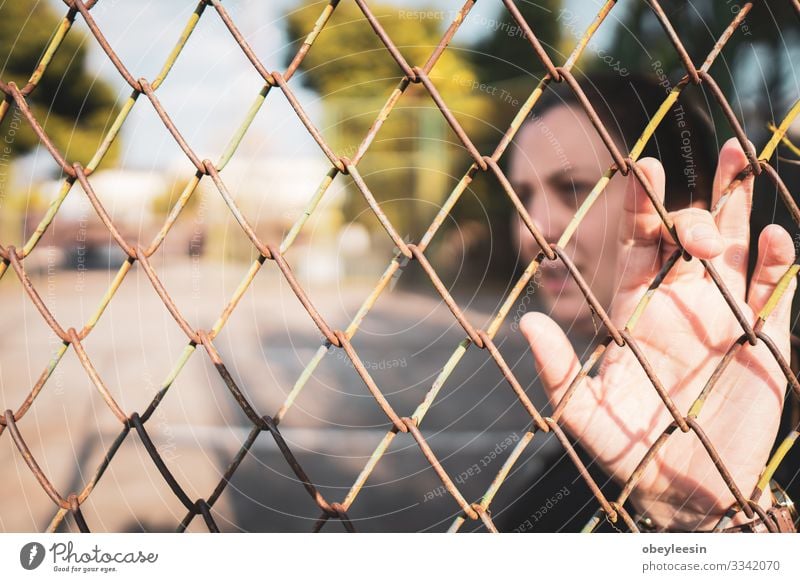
[
  {"left": 658, "top": 208, "right": 724, "bottom": 282},
  {"left": 747, "top": 224, "right": 796, "bottom": 322},
  {"left": 519, "top": 312, "right": 581, "bottom": 408},
  {"left": 711, "top": 138, "right": 756, "bottom": 298},
  {"left": 616, "top": 157, "right": 666, "bottom": 293},
  {"left": 668, "top": 207, "right": 725, "bottom": 259}
]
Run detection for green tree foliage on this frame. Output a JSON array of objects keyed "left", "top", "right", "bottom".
[
  {"left": 609, "top": 1, "right": 797, "bottom": 136},
  {"left": 469, "top": 0, "right": 562, "bottom": 85},
  {"left": 284, "top": 1, "right": 491, "bottom": 245},
  {"left": 455, "top": 2, "right": 563, "bottom": 283},
  {"left": 0, "top": 0, "right": 121, "bottom": 169},
  {"left": 286, "top": 1, "right": 474, "bottom": 99}
]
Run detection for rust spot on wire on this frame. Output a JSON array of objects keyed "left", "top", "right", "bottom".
[
  {"left": 4, "top": 410, "right": 68, "bottom": 509},
  {"left": 136, "top": 246, "right": 201, "bottom": 344},
  {"left": 407, "top": 244, "right": 485, "bottom": 348},
  {"left": 403, "top": 417, "right": 480, "bottom": 520},
  {"left": 335, "top": 331, "right": 408, "bottom": 433},
  {"left": 551, "top": 245, "right": 624, "bottom": 346},
  {"left": 647, "top": 0, "right": 701, "bottom": 84},
  {"left": 555, "top": 68, "right": 630, "bottom": 175}
]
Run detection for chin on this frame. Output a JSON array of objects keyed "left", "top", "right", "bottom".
[{"left": 547, "top": 299, "right": 596, "bottom": 337}]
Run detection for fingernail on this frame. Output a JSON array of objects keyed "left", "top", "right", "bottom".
[{"left": 689, "top": 223, "right": 723, "bottom": 253}]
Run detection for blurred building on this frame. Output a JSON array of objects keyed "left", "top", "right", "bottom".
[{"left": 23, "top": 155, "right": 348, "bottom": 283}]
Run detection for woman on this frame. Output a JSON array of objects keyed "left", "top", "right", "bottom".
[{"left": 495, "top": 74, "right": 797, "bottom": 532}]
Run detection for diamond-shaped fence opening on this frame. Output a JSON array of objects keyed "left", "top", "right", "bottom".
[{"left": 1, "top": 0, "right": 799, "bottom": 533}]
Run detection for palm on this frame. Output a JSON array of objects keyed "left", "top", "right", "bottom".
[
  {"left": 521, "top": 140, "right": 795, "bottom": 530},
  {"left": 581, "top": 259, "right": 785, "bottom": 528}
]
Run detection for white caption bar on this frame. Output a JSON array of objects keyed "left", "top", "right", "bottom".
[{"left": 1, "top": 532, "right": 798, "bottom": 581}]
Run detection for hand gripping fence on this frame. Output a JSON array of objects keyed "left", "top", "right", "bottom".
[{"left": 1, "top": 0, "right": 799, "bottom": 533}]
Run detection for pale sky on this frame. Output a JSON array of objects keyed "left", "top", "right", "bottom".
[{"left": 33, "top": 0, "right": 610, "bottom": 174}]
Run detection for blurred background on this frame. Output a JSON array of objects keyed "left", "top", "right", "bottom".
[{"left": 0, "top": 0, "right": 798, "bottom": 532}]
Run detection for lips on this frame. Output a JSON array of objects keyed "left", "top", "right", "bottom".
[{"left": 539, "top": 263, "right": 578, "bottom": 294}]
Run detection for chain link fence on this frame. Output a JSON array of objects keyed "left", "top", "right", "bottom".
[{"left": 1, "top": 0, "right": 799, "bottom": 533}]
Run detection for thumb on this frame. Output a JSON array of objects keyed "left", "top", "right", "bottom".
[{"left": 519, "top": 312, "right": 581, "bottom": 409}]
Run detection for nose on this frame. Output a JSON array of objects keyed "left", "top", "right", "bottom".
[{"left": 528, "top": 192, "right": 566, "bottom": 247}]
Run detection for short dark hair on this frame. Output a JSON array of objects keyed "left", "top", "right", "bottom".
[{"left": 527, "top": 72, "right": 718, "bottom": 211}]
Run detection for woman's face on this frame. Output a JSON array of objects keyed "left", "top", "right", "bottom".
[{"left": 509, "top": 103, "right": 627, "bottom": 337}]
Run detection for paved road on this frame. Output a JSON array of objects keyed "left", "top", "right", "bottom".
[{"left": 0, "top": 257, "right": 566, "bottom": 532}]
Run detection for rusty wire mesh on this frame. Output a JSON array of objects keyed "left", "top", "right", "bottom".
[{"left": 1, "top": 0, "right": 799, "bottom": 533}]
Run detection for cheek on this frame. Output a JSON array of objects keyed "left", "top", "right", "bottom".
[
  {"left": 529, "top": 194, "right": 555, "bottom": 230},
  {"left": 512, "top": 216, "right": 524, "bottom": 247},
  {"left": 579, "top": 208, "right": 615, "bottom": 253},
  {"left": 576, "top": 199, "right": 623, "bottom": 273},
  {"left": 512, "top": 217, "right": 531, "bottom": 259}
]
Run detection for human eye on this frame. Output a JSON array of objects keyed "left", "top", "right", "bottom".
[
  {"left": 570, "top": 180, "right": 595, "bottom": 199},
  {"left": 557, "top": 178, "right": 593, "bottom": 207},
  {"left": 571, "top": 180, "right": 594, "bottom": 193},
  {"left": 513, "top": 182, "right": 534, "bottom": 206}
]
